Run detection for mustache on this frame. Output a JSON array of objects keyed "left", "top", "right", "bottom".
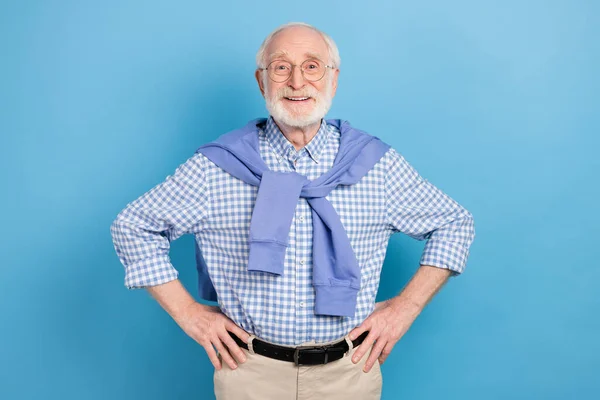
[{"left": 273, "top": 86, "right": 320, "bottom": 100}]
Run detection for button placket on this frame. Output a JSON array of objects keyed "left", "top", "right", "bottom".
[
  {"left": 294, "top": 200, "right": 311, "bottom": 343},
  {"left": 294, "top": 203, "right": 302, "bottom": 341}
]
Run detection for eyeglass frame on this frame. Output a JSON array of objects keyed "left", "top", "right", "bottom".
[{"left": 258, "top": 58, "right": 337, "bottom": 83}]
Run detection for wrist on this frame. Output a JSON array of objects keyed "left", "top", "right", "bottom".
[
  {"left": 172, "top": 299, "right": 203, "bottom": 323},
  {"left": 388, "top": 296, "right": 422, "bottom": 319}
]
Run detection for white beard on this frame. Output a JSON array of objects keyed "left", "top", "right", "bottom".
[{"left": 264, "top": 74, "right": 334, "bottom": 128}]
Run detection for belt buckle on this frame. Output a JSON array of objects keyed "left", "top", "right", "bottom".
[{"left": 293, "top": 345, "right": 329, "bottom": 366}]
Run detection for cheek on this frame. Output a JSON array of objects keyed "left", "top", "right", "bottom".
[
  {"left": 265, "top": 82, "right": 284, "bottom": 99},
  {"left": 310, "top": 82, "right": 328, "bottom": 96}
]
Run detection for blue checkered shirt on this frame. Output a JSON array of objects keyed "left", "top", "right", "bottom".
[{"left": 110, "top": 116, "right": 475, "bottom": 346}]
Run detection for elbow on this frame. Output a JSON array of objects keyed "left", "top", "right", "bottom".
[
  {"left": 110, "top": 210, "right": 129, "bottom": 238},
  {"left": 461, "top": 209, "right": 476, "bottom": 243}
]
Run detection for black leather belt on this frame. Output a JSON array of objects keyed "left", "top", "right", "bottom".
[{"left": 228, "top": 331, "right": 369, "bottom": 366}]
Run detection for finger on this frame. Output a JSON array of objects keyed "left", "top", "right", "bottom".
[
  {"left": 219, "top": 330, "right": 247, "bottom": 364},
  {"left": 352, "top": 330, "right": 378, "bottom": 364},
  {"left": 378, "top": 342, "right": 394, "bottom": 365},
  {"left": 203, "top": 343, "right": 222, "bottom": 370},
  {"left": 213, "top": 338, "right": 238, "bottom": 370},
  {"left": 364, "top": 339, "right": 386, "bottom": 373}
]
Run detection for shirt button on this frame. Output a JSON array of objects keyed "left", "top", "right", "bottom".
[
  {"left": 299, "top": 216, "right": 304, "bottom": 222},
  {"left": 299, "top": 302, "right": 305, "bottom": 308},
  {"left": 299, "top": 259, "right": 304, "bottom": 265}
]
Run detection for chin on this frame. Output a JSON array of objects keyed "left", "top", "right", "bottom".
[
  {"left": 267, "top": 99, "right": 330, "bottom": 129},
  {"left": 275, "top": 111, "right": 322, "bottom": 128}
]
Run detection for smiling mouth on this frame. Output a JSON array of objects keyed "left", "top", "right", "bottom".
[{"left": 284, "top": 97, "right": 311, "bottom": 102}]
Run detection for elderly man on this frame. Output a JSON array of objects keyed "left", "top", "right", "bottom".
[{"left": 111, "top": 22, "right": 475, "bottom": 400}]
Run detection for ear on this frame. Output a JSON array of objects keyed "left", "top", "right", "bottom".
[
  {"left": 255, "top": 69, "right": 266, "bottom": 98},
  {"left": 331, "top": 68, "right": 340, "bottom": 97}
]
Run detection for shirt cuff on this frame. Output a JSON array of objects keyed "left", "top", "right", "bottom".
[
  {"left": 419, "top": 239, "right": 471, "bottom": 275},
  {"left": 123, "top": 254, "right": 179, "bottom": 289}
]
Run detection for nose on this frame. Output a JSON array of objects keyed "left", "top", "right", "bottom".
[{"left": 288, "top": 65, "right": 305, "bottom": 90}]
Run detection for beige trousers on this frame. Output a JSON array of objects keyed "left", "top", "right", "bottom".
[{"left": 214, "top": 333, "right": 382, "bottom": 400}]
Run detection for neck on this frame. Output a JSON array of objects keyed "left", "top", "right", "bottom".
[{"left": 273, "top": 118, "right": 322, "bottom": 152}]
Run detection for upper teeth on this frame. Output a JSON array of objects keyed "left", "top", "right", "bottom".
[{"left": 287, "top": 97, "right": 309, "bottom": 101}]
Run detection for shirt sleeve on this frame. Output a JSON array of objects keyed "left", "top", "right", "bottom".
[
  {"left": 384, "top": 148, "right": 475, "bottom": 275},
  {"left": 110, "top": 152, "right": 210, "bottom": 289}
]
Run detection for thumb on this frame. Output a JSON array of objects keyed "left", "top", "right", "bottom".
[
  {"left": 227, "top": 321, "right": 251, "bottom": 343},
  {"left": 348, "top": 320, "right": 370, "bottom": 341}
]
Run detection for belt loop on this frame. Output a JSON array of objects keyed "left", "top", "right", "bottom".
[
  {"left": 247, "top": 335, "right": 256, "bottom": 355},
  {"left": 344, "top": 335, "right": 354, "bottom": 357}
]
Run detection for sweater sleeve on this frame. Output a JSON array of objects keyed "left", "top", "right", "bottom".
[
  {"left": 110, "top": 152, "right": 210, "bottom": 289},
  {"left": 384, "top": 148, "right": 475, "bottom": 275}
]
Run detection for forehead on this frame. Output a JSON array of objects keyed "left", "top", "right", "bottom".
[{"left": 265, "top": 26, "right": 329, "bottom": 62}]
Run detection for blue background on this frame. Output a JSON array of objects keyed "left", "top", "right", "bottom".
[{"left": 1, "top": 1, "right": 598, "bottom": 399}]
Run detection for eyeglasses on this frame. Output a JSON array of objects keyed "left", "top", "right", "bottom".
[{"left": 259, "top": 59, "right": 336, "bottom": 83}]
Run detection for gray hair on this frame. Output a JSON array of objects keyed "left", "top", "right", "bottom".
[{"left": 255, "top": 22, "right": 341, "bottom": 69}]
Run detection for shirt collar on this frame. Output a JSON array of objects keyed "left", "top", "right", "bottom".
[{"left": 264, "top": 116, "right": 329, "bottom": 164}]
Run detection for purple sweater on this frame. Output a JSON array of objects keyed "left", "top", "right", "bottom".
[{"left": 194, "top": 118, "right": 390, "bottom": 317}]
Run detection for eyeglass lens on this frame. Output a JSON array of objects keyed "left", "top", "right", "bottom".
[{"left": 267, "top": 59, "right": 325, "bottom": 82}]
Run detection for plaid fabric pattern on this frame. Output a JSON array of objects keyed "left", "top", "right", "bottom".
[{"left": 110, "top": 116, "right": 475, "bottom": 346}]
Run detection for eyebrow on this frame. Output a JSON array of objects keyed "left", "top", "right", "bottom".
[{"left": 268, "top": 51, "right": 325, "bottom": 62}]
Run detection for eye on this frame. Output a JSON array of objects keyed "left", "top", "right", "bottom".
[
  {"left": 270, "top": 61, "right": 291, "bottom": 71},
  {"left": 302, "top": 60, "right": 322, "bottom": 73}
]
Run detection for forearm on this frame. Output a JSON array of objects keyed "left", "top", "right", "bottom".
[
  {"left": 388, "top": 265, "right": 452, "bottom": 316},
  {"left": 350, "top": 264, "right": 453, "bottom": 369},
  {"left": 145, "top": 279, "right": 249, "bottom": 370},
  {"left": 145, "top": 279, "right": 201, "bottom": 321}
]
